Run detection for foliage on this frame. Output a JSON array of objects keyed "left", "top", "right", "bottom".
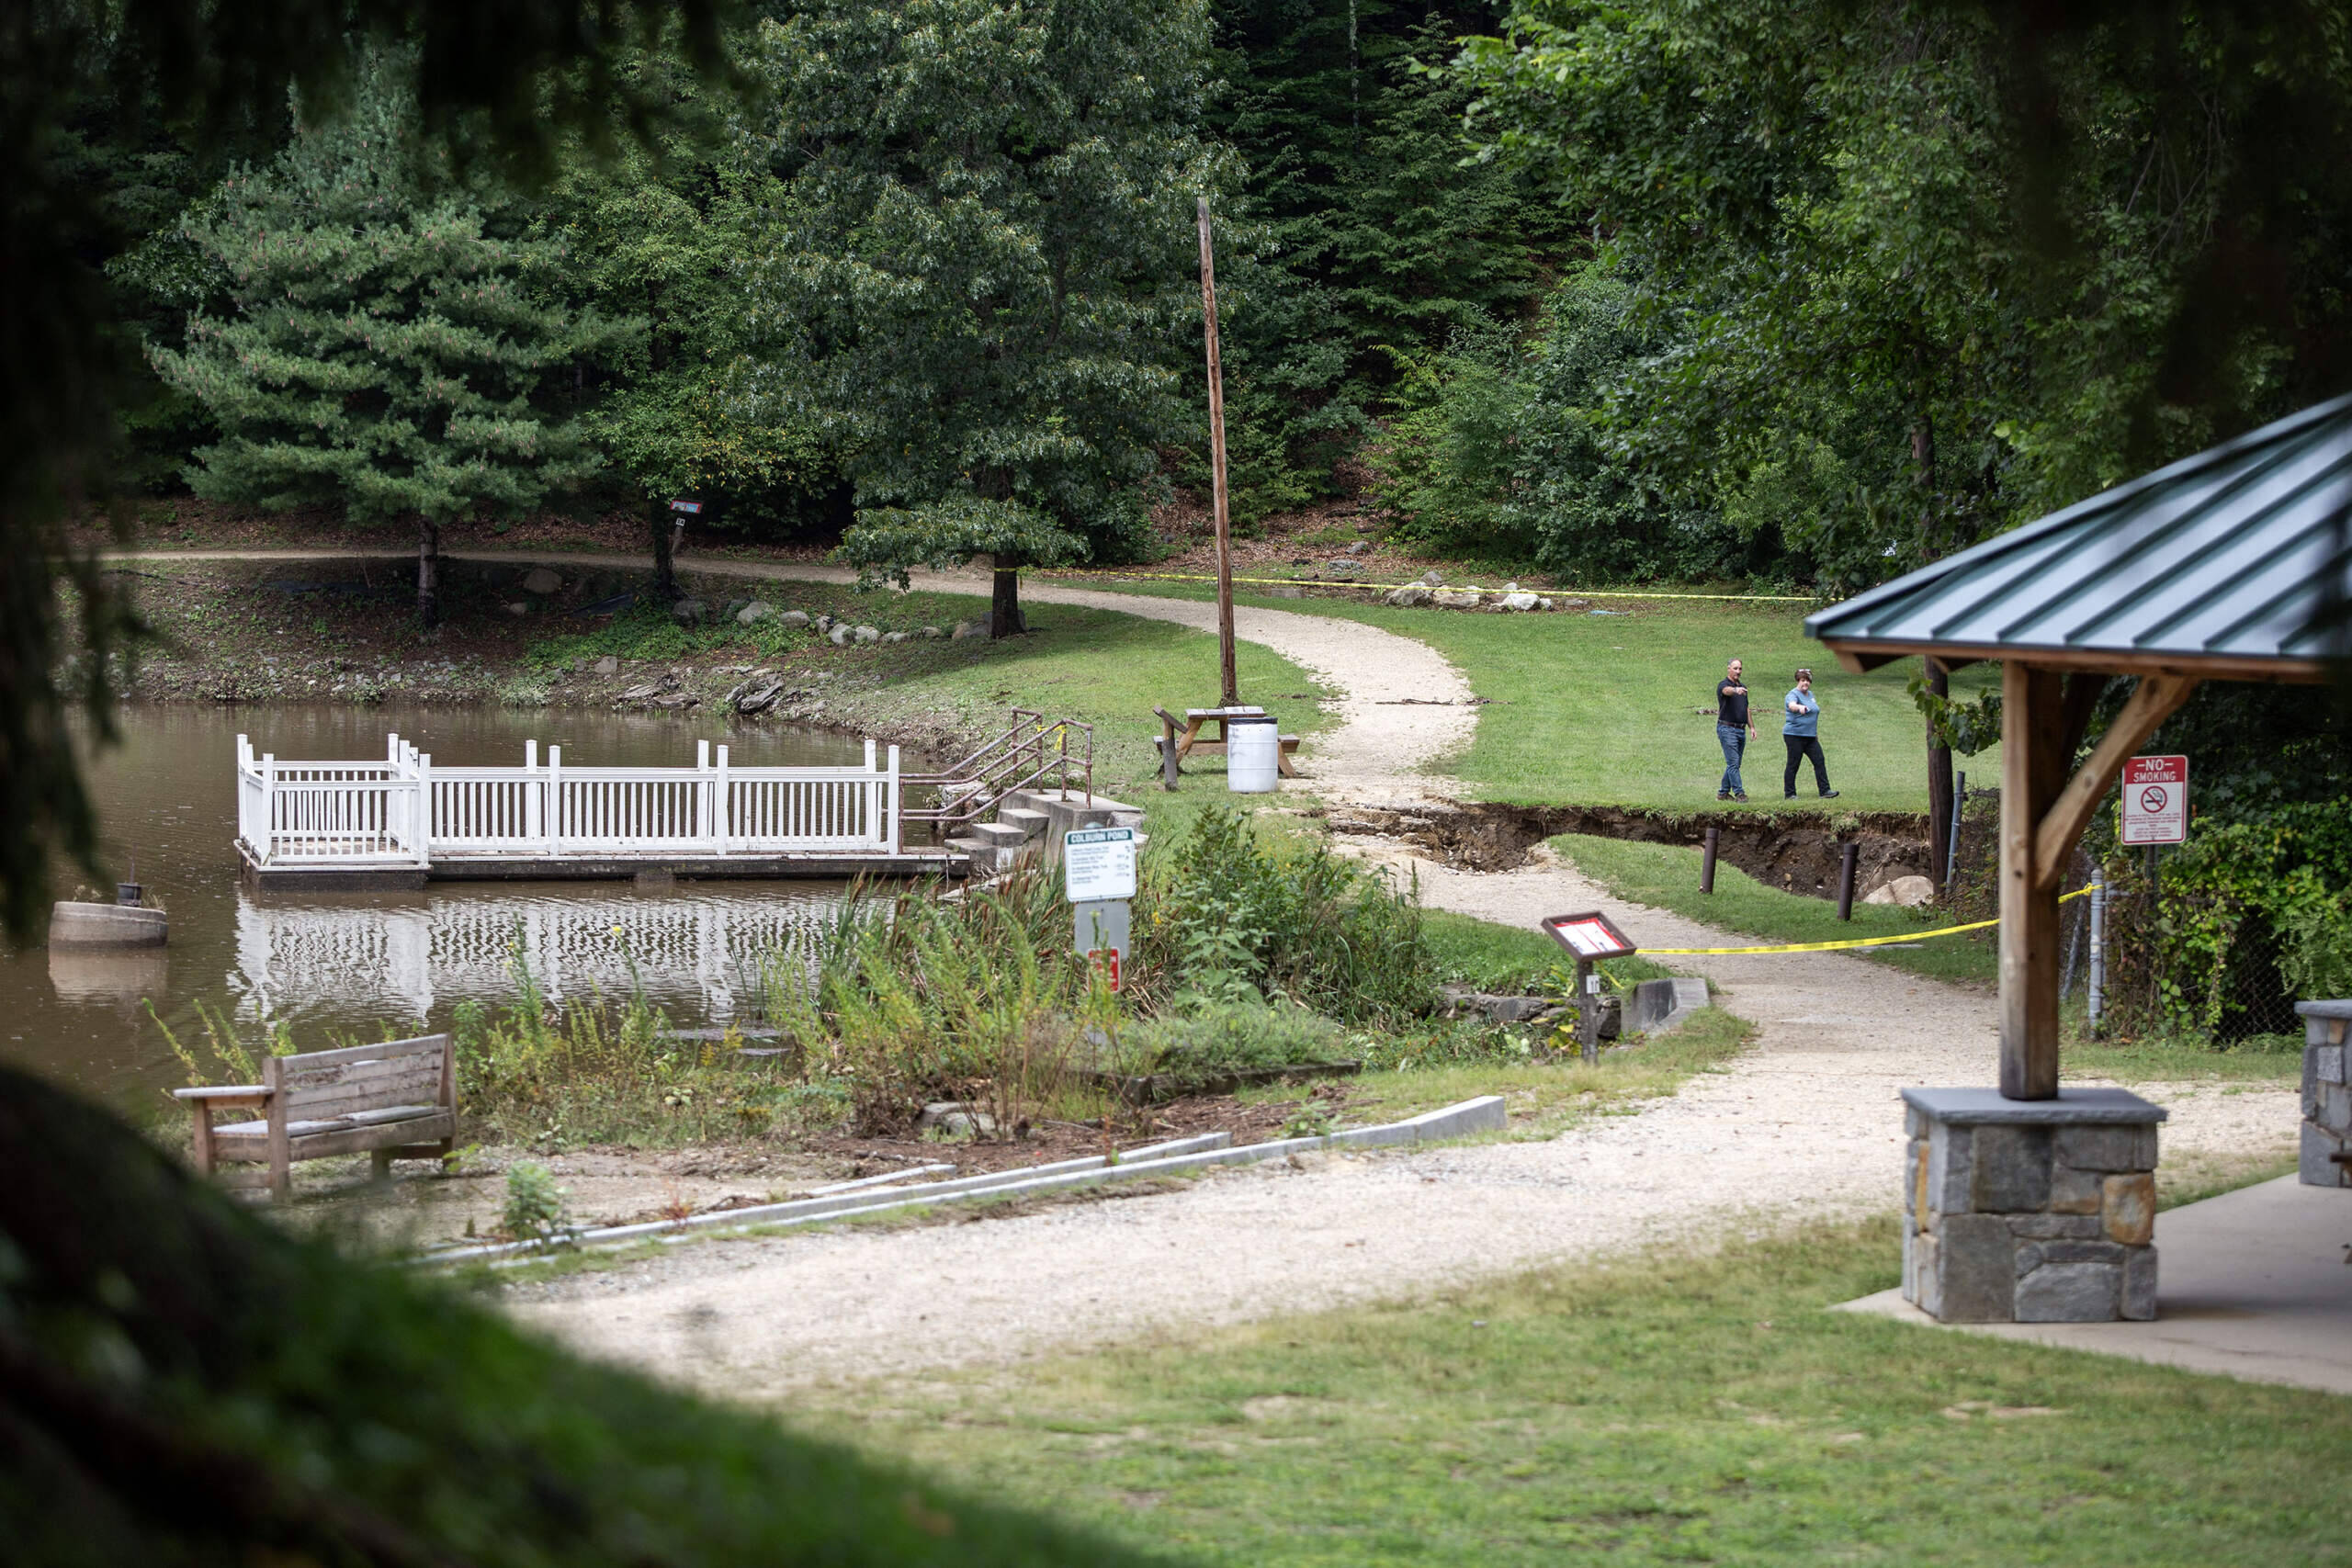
[
  {"left": 1120, "top": 994, "right": 1351, "bottom": 1088},
  {"left": 741, "top": 0, "right": 1219, "bottom": 626},
  {"left": 499, "top": 1160, "right": 571, "bottom": 1245},
  {"left": 0, "top": 1064, "right": 1158, "bottom": 1566},
  {"left": 2279, "top": 902, "right": 2352, "bottom": 1003},
  {"left": 147, "top": 996, "right": 295, "bottom": 1087},
  {"left": 1139, "top": 806, "right": 1440, "bottom": 1022},
  {"left": 152, "top": 59, "right": 614, "bottom": 538}
]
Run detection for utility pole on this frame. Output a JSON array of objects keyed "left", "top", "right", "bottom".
[{"left": 1197, "top": 196, "right": 1238, "bottom": 707}]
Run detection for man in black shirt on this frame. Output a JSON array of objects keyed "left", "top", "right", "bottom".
[{"left": 1715, "top": 658, "right": 1756, "bottom": 802}]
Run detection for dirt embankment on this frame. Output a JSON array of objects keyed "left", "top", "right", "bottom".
[{"left": 1324, "top": 798, "right": 1932, "bottom": 900}]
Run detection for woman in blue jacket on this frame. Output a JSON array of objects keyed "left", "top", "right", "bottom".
[{"left": 1782, "top": 669, "right": 1839, "bottom": 800}]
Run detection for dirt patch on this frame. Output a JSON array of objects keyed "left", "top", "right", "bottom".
[{"left": 1324, "top": 798, "right": 1932, "bottom": 900}]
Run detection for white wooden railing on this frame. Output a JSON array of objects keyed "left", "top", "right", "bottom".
[{"left": 235, "top": 733, "right": 902, "bottom": 867}]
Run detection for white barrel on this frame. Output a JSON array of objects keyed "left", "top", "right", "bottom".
[{"left": 1226, "top": 716, "right": 1280, "bottom": 794}]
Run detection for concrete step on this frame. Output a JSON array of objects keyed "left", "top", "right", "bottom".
[
  {"left": 967, "top": 820, "right": 1030, "bottom": 848},
  {"left": 996, "top": 807, "right": 1052, "bottom": 840},
  {"left": 945, "top": 834, "right": 1003, "bottom": 871}
]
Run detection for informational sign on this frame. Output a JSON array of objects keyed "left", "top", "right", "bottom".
[
  {"left": 2120, "top": 754, "right": 2188, "bottom": 845},
  {"left": 1064, "top": 827, "right": 1137, "bottom": 903},
  {"left": 1074, "top": 898, "right": 1130, "bottom": 992},
  {"left": 1540, "top": 910, "right": 1639, "bottom": 961},
  {"left": 668, "top": 499, "right": 704, "bottom": 514}
]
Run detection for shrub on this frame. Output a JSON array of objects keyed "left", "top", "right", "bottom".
[
  {"left": 501, "top": 1161, "right": 571, "bottom": 1246},
  {"left": 1119, "top": 994, "right": 1351, "bottom": 1089}
]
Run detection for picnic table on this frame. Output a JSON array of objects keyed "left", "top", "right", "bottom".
[{"left": 1153, "top": 705, "right": 1300, "bottom": 786}]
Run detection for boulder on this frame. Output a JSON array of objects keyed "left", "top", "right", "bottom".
[
  {"left": 827, "top": 624, "right": 853, "bottom": 647},
  {"left": 918, "top": 625, "right": 944, "bottom": 638},
  {"left": 1864, "top": 874, "right": 1938, "bottom": 908},
  {"left": 1431, "top": 587, "right": 1483, "bottom": 609},
  {"left": 718, "top": 599, "right": 750, "bottom": 623},
  {"left": 593, "top": 655, "right": 620, "bottom": 675},
  {"left": 775, "top": 609, "right": 810, "bottom": 630},
  {"left": 952, "top": 620, "right": 989, "bottom": 639},
  {"left": 1419, "top": 570, "right": 1444, "bottom": 586},
  {"left": 736, "top": 600, "right": 775, "bottom": 625},
  {"left": 917, "top": 1100, "right": 998, "bottom": 1139},
  {"left": 1498, "top": 591, "right": 1542, "bottom": 612},
  {"left": 520, "top": 566, "right": 563, "bottom": 595},
  {"left": 1385, "top": 585, "right": 1434, "bottom": 608},
  {"left": 671, "top": 597, "right": 709, "bottom": 626},
  {"left": 1321, "top": 559, "right": 1367, "bottom": 581},
  {"left": 1346, "top": 539, "right": 1370, "bottom": 555},
  {"left": 813, "top": 614, "right": 836, "bottom": 633},
  {"left": 852, "top": 625, "right": 881, "bottom": 644},
  {"left": 882, "top": 630, "right": 910, "bottom": 643},
  {"left": 504, "top": 602, "right": 531, "bottom": 617}
]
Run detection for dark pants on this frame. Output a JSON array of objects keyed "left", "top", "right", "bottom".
[{"left": 1783, "top": 734, "right": 1830, "bottom": 795}]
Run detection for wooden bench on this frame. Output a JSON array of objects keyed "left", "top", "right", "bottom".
[
  {"left": 175, "top": 1033, "right": 457, "bottom": 1201},
  {"left": 1153, "top": 705, "right": 1300, "bottom": 787}
]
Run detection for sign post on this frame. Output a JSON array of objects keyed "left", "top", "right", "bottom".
[
  {"left": 1539, "top": 910, "right": 1640, "bottom": 1066},
  {"left": 1065, "top": 827, "right": 1137, "bottom": 991}
]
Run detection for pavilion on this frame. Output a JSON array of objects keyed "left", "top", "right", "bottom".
[{"left": 1804, "top": 392, "right": 2350, "bottom": 1325}]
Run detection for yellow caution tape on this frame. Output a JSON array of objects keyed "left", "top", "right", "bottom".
[
  {"left": 1039, "top": 568, "right": 1815, "bottom": 604},
  {"left": 1640, "top": 886, "right": 2094, "bottom": 955}
]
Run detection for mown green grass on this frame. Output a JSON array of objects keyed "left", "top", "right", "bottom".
[
  {"left": 798, "top": 1211, "right": 2350, "bottom": 1568},
  {"left": 1420, "top": 908, "right": 1668, "bottom": 993},
  {"left": 1548, "top": 831, "right": 2002, "bottom": 986},
  {"left": 1048, "top": 575, "right": 1998, "bottom": 816}
]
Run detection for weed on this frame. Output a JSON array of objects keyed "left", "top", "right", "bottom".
[{"left": 501, "top": 1162, "right": 571, "bottom": 1247}]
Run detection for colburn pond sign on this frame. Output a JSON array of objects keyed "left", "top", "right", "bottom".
[{"left": 1066, "top": 826, "right": 1136, "bottom": 991}]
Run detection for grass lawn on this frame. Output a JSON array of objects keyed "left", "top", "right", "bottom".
[
  {"left": 797, "top": 1206, "right": 2346, "bottom": 1568},
  {"left": 1046, "top": 575, "right": 1998, "bottom": 816}
]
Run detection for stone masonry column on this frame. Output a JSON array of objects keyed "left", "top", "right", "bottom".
[
  {"left": 2299, "top": 999, "right": 2351, "bottom": 1187},
  {"left": 1902, "top": 1088, "right": 2165, "bottom": 1323}
]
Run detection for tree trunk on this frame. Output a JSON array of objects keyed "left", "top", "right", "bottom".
[
  {"left": 989, "top": 566, "right": 1025, "bottom": 639},
  {"left": 649, "top": 499, "right": 679, "bottom": 601},
  {"left": 1925, "top": 657, "right": 1954, "bottom": 886},
  {"left": 416, "top": 519, "right": 439, "bottom": 629}
]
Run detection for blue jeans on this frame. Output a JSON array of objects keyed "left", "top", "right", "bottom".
[{"left": 1716, "top": 724, "right": 1747, "bottom": 795}]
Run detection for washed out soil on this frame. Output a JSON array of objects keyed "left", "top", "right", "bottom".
[
  {"left": 285, "top": 1085, "right": 1351, "bottom": 1250},
  {"left": 1322, "top": 797, "right": 1933, "bottom": 901}
]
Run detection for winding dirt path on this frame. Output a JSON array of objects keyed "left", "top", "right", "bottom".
[{"left": 116, "top": 547, "right": 2298, "bottom": 1389}]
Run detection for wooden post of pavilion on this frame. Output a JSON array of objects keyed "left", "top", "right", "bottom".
[{"left": 1197, "top": 196, "right": 1238, "bottom": 709}]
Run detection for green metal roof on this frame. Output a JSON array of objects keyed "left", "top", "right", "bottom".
[{"left": 1807, "top": 394, "right": 2352, "bottom": 678}]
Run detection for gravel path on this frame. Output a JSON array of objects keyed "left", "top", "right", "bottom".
[{"left": 460, "top": 556, "right": 2294, "bottom": 1395}]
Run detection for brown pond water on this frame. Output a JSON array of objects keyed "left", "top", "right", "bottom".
[{"left": 2, "top": 704, "right": 874, "bottom": 1117}]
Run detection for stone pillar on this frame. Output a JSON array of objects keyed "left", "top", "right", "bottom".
[
  {"left": 2298, "top": 999, "right": 2351, "bottom": 1187},
  {"left": 1901, "top": 1087, "right": 2165, "bottom": 1324}
]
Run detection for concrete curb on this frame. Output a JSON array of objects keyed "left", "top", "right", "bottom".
[{"left": 421, "top": 1097, "right": 1507, "bottom": 1268}]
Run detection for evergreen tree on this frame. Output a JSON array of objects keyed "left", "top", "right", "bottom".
[
  {"left": 153, "top": 63, "right": 612, "bottom": 625},
  {"left": 743, "top": 0, "right": 1219, "bottom": 637}
]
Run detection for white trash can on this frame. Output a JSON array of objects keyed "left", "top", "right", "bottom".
[{"left": 1226, "top": 715, "right": 1280, "bottom": 794}]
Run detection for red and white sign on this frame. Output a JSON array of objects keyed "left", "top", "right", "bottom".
[
  {"left": 1086, "top": 948, "right": 1123, "bottom": 992},
  {"left": 2120, "top": 754, "right": 2188, "bottom": 845},
  {"left": 1541, "top": 910, "right": 1639, "bottom": 960}
]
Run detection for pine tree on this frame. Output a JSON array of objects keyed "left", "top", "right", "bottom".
[
  {"left": 743, "top": 0, "right": 1218, "bottom": 637},
  {"left": 152, "top": 63, "right": 610, "bottom": 626}
]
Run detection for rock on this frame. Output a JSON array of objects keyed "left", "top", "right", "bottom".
[
  {"left": 1270, "top": 586, "right": 1305, "bottom": 599},
  {"left": 1498, "top": 591, "right": 1541, "bottom": 611},
  {"left": 1346, "top": 539, "right": 1370, "bottom": 555},
  {"left": 1503, "top": 581, "right": 1519, "bottom": 592},
  {"left": 1479, "top": 995, "right": 1552, "bottom": 1024},
  {"left": 813, "top": 614, "right": 835, "bottom": 633},
  {"left": 520, "top": 567, "right": 562, "bottom": 595},
  {"left": 2015, "top": 1260, "right": 2120, "bottom": 1322},
  {"left": 718, "top": 599, "right": 750, "bottom": 623},
  {"left": 1385, "top": 585, "right": 1434, "bottom": 607},
  {"left": 1537, "top": 598, "right": 1555, "bottom": 611},
  {"left": 952, "top": 620, "right": 988, "bottom": 639},
  {"left": 735, "top": 681, "right": 791, "bottom": 715},
  {"left": 1419, "top": 570, "right": 1444, "bottom": 586},
  {"left": 504, "top": 602, "right": 531, "bottom": 616},
  {"left": 882, "top": 630, "right": 910, "bottom": 643},
  {"left": 671, "top": 598, "right": 709, "bottom": 626},
  {"left": 1555, "top": 598, "right": 1589, "bottom": 611},
  {"left": 1321, "top": 559, "right": 1367, "bottom": 581},
  {"left": 2101, "top": 1172, "right": 2155, "bottom": 1246},
  {"left": 918, "top": 625, "right": 944, "bottom": 638},
  {"left": 737, "top": 600, "right": 775, "bottom": 626},
  {"left": 776, "top": 610, "right": 810, "bottom": 630},
  {"left": 1431, "top": 587, "right": 1483, "bottom": 609},
  {"left": 650, "top": 694, "right": 699, "bottom": 711},
  {"left": 917, "top": 1100, "right": 997, "bottom": 1139},
  {"left": 593, "top": 655, "right": 619, "bottom": 675},
  {"left": 1863, "top": 874, "right": 1937, "bottom": 908},
  {"left": 620, "top": 682, "right": 663, "bottom": 701},
  {"left": 827, "top": 624, "right": 853, "bottom": 646},
  {"left": 853, "top": 625, "right": 881, "bottom": 644}
]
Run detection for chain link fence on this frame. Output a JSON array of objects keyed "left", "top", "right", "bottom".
[{"left": 1941, "top": 784, "right": 2307, "bottom": 1048}]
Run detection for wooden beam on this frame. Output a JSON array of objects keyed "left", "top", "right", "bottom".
[
  {"left": 2058, "top": 672, "right": 2111, "bottom": 763},
  {"left": 1998, "top": 662, "right": 2069, "bottom": 1100},
  {"left": 2030, "top": 673, "right": 2200, "bottom": 892}
]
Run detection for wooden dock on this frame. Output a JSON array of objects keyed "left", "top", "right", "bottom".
[{"left": 235, "top": 733, "right": 969, "bottom": 889}]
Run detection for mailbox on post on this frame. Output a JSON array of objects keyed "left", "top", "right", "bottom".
[{"left": 1540, "top": 910, "right": 1640, "bottom": 1066}]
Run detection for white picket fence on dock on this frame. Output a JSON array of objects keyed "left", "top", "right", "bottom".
[{"left": 235, "top": 733, "right": 902, "bottom": 867}]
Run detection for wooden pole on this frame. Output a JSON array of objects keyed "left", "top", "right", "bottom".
[
  {"left": 1998, "top": 661, "right": 2068, "bottom": 1099},
  {"left": 1197, "top": 197, "right": 1238, "bottom": 708},
  {"left": 1701, "top": 827, "right": 1719, "bottom": 894}
]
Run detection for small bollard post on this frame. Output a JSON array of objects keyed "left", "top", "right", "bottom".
[
  {"left": 1152, "top": 705, "right": 1181, "bottom": 792},
  {"left": 1836, "top": 841, "right": 1859, "bottom": 921},
  {"left": 1701, "top": 827, "right": 1719, "bottom": 895}
]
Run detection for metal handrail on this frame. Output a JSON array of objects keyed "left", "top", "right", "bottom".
[{"left": 901, "top": 710, "right": 1092, "bottom": 840}]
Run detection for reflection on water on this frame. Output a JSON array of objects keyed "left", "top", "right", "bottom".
[{"left": 1, "top": 703, "right": 876, "bottom": 1112}]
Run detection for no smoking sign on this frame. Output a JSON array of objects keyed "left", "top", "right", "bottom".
[{"left": 2120, "top": 754, "right": 2188, "bottom": 845}]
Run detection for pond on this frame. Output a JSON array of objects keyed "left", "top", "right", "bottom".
[{"left": 2, "top": 704, "right": 876, "bottom": 1116}]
